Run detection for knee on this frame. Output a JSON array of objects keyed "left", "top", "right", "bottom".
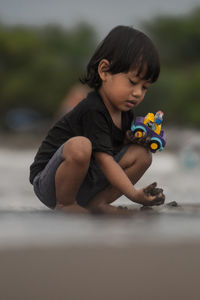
[
  {"left": 62, "top": 137, "right": 92, "bottom": 165},
  {"left": 139, "top": 146, "right": 152, "bottom": 169},
  {"left": 126, "top": 144, "right": 152, "bottom": 169}
]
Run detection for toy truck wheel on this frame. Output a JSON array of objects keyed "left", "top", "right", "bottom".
[
  {"left": 150, "top": 138, "right": 162, "bottom": 151},
  {"left": 133, "top": 128, "right": 145, "bottom": 138},
  {"left": 150, "top": 141, "right": 159, "bottom": 151}
]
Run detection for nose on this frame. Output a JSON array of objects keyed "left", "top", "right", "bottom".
[{"left": 132, "top": 84, "right": 142, "bottom": 98}]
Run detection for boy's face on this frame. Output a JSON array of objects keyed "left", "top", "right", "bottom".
[{"left": 98, "top": 60, "right": 151, "bottom": 112}]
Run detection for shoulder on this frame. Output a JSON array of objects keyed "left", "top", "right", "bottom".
[
  {"left": 66, "top": 90, "right": 106, "bottom": 114},
  {"left": 60, "top": 90, "right": 111, "bottom": 128},
  {"left": 85, "top": 90, "right": 107, "bottom": 111},
  {"left": 81, "top": 90, "right": 110, "bottom": 118}
]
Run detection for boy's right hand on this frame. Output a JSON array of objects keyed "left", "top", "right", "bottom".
[
  {"left": 133, "top": 182, "right": 165, "bottom": 206},
  {"left": 125, "top": 130, "right": 156, "bottom": 151}
]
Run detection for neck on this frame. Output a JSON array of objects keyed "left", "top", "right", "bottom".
[
  {"left": 98, "top": 88, "right": 122, "bottom": 129},
  {"left": 98, "top": 88, "right": 120, "bottom": 116}
]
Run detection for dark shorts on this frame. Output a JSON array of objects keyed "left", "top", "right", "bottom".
[{"left": 33, "top": 144, "right": 130, "bottom": 209}]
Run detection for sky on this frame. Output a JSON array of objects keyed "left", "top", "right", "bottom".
[{"left": 0, "top": 0, "right": 199, "bottom": 37}]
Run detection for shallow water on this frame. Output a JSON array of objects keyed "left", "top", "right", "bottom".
[
  {"left": 0, "top": 147, "right": 200, "bottom": 248},
  {"left": 0, "top": 148, "right": 199, "bottom": 211}
]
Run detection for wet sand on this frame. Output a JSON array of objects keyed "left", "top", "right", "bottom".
[
  {"left": 0, "top": 204, "right": 200, "bottom": 300},
  {"left": 1, "top": 242, "right": 200, "bottom": 300}
]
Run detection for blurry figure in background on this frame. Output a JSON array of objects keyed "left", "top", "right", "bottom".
[{"left": 54, "top": 84, "right": 90, "bottom": 120}]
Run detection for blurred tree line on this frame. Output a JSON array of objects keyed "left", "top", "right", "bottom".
[
  {"left": 137, "top": 7, "right": 200, "bottom": 127},
  {"left": 0, "top": 7, "right": 200, "bottom": 128},
  {"left": 0, "top": 22, "right": 97, "bottom": 121}
]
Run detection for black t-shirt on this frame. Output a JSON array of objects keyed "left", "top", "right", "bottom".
[{"left": 29, "top": 90, "right": 134, "bottom": 184}]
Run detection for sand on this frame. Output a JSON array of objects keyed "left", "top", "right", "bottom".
[
  {"left": 0, "top": 203, "right": 200, "bottom": 300},
  {"left": 1, "top": 243, "right": 200, "bottom": 300}
]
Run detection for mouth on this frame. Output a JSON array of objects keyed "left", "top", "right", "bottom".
[{"left": 125, "top": 100, "right": 138, "bottom": 108}]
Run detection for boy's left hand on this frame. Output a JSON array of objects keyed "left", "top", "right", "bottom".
[{"left": 125, "top": 130, "right": 156, "bottom": 153}]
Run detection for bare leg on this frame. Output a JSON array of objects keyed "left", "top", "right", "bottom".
[
  {"left": 86, "top": 145, "right": 152, "bottom": 215},
  {"left": 55, "top": 137, "right": 92, "bottom": 214}
]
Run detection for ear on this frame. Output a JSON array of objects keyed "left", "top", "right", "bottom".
[{"left": 98, "top": 59, "right": 110, "bottom": 81}]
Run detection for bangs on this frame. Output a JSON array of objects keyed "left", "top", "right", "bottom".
[
  {"left": 133, "top": 57, "right": 160, "bottom": 83},
  {"left": 134, "top": 49, "right": 160, "bottom": 83}
]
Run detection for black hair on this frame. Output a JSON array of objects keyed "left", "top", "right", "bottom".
[{"left": 81, "top": 25, "right": 160, "bottom": 88}]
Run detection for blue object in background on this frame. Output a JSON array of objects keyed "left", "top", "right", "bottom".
[
  {"left": 4, "top": 108, "right": 42, "bottom": 132},
  {"left": 180, "top": 145, "right": 200, "bottom": 170}
]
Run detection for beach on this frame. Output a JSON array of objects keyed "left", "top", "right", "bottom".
[
  {"left": 1, "top": 209, "right": 200, "bottom": 300},
  {"left": 0, "top": 130, "right": 200, "bottom": 299}
]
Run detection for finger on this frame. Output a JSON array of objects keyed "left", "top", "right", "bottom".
[
  {"left": 152, "top": 193, "right": 165, "bottom": 205},
  {"left": 144, "top": 196, "right": 158, "bottom": 206},
  {"left": 150, "top": 188, "right": 164, "bottom": 196},
  {"left": 126, "top": 130, "right": 133, "bottom": 139},
  {"left": 128, "top": 131, "right": 138, "bottom": 141},
  {"left": 154, "top": 199, "right": 165, "bottom": 206},
  {"left": 142, "top": 132, "right": 147, "bottom": 137},
  {"left": 143, "top": 182, "right": 157, "bottom": 195},
  {"left": 126, "top": 130, "right": 134, "bottom": 137},
  {"left": 134, "top": 135, "right": 148, "bottom": 145},
  {"left": 141, "top": 132, "right": 149, "bottom": 140},
  {"left": 154, "top": 198, "right": 165, "bottom": 205},
  {"left": 136, "top": 138, "right": 145, "bottom": 146},
  {"left": 131, "top": 135, "right": 146, "bottom": 145},
  {"left": 154, "top": 192, "right": 165, "bottom": 200},
  {"left": 126, "top": 131, "right": 138, "bottom": 143},
  {"left": 139, "top": 136, "right": 147, "bottom": 144},
  {"left": 145, "top": 135, "right": 151, "bottom": 144},
  {"left": 143, "top": 191, "right": 165, "bottom": 206},
  {"left": 134, "top": 133, "right": 151, "bottom": 147}
]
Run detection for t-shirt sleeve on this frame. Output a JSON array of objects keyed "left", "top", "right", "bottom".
[{"left": 81, "top": 110, "right": 113, "bottom": 155}]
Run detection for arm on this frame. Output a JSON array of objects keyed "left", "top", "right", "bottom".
[
  {"left": 94, "top": 152, "right": 165, "bottom": 206},
  {"left": 95, "top": 152, "right": 136, "bottom": 200}
]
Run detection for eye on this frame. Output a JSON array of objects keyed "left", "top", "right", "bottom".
[
  {"left": 143, "top": 85, "right": 149, "bottom": 91},
  {"left": 129, "top": 79, "right": 137, "bottom": 85}
]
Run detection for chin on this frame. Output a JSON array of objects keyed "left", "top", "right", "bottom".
[{"left": 122, "top": 107, "right": 133, "bottom": 112}]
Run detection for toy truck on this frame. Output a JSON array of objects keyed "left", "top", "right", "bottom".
[{"left": 131, "top": 111, "right": 166, "bottom": 152}]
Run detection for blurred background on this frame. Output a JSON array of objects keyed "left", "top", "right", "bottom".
[
  {"left": 0, "top": 0, "right": 199, "bottom": 210},
  {"left": 0, "top": 1, "right": 200, "bottom": 299}
]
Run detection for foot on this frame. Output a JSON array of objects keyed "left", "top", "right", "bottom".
[
  {"left": 87, "top": 202, "right": 134, "bottom": 216},
  {"left": 56, "top": 203, "right": 89, "bottom": 214}
]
